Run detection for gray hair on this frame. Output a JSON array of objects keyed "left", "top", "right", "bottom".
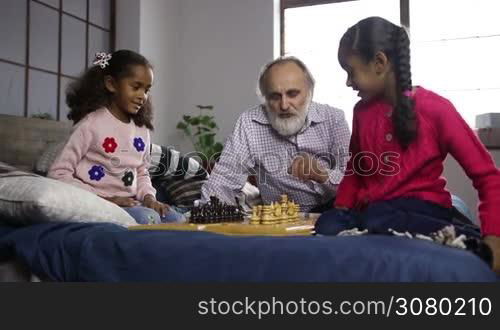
[{"left": 256, "top": 56, "right": 315, "bottom": 100}]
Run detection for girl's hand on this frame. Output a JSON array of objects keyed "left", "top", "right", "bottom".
[
  {"left": 102, "top": 196, "right": 140, "bottom": 207},
  {"left": 143, "top": 194, "right": 170, "bottom": 217},
  {"left": 484, "top": 236, "right": 500, "bottom": 274}
]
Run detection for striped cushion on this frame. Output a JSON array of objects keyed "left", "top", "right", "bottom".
[
  {"left": 149, "top": 144, "right": 207, "bottom": 181},
  {"left": 153, "top": 177, "right": 207, "bottom": 208},
  {"left": 149, "top": 144, "right": 208, "bottom": 208}
]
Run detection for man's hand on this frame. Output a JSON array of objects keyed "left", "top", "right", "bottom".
[
  {"left": 484, "top": 235, "right": 500, "bottom": 274},
  {"left": 102, "top": 196, "right": 140, "bottom": 207},
  {"left": 143, "top": 194, "right": 170, "bottom": 217},
  {"left": 289, "top": 153, "right": 328, "bottom": 183}
]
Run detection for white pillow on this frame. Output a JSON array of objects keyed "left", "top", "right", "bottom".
[{"left": 0, "top": 172, "right": 137, "bottom": 227}]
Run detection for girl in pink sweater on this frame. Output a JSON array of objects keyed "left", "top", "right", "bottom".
[
  {"left": 48, "top": 50, "right": 184, "bottom": 224},
  {"left": 314, "top": 17, "right": 500, "bottom": 274}
]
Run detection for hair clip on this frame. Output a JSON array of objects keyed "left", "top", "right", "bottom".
[{"left": 93, "top": 52, "right": 112, "bottom": 69}]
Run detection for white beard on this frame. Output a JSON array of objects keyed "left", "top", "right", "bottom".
[{"left": 266, "top": 100, "right": 311, "bottom": 137}]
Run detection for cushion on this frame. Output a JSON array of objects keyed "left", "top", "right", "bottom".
[
  {"left": 0, "top": 162, "right": 136, "bottom": 227},
  {"left": 150, "top": 144, "right": 209, "bottom": 208},
  {"left": 0, "top": 162, "right": 20, "bottom": 175},
  {"left": 154, "top": 177, "right": 207, "bottom": 208},
  {"left": 34, "top": 141, "right": 65, "bottom": 175},
  {"left": 149, "top": 143, "right": 208, "bottom": 180},
  {"left": 149, "top": 144, "right": 263, "bottom": 209}
]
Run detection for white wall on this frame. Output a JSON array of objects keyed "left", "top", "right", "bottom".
[
  {"left": 115, "top": 0, "right": 141, "bottom": 53},
  {"left": 172, "top": 0, "right": 276, "bottom": 152},
  {"left": 116, "top": 0, "right": 277, "bottom": 150},
  {"left": 137, "top": 0, "right": 181, "bottom": 147},
  {"left": 443, "top": 149, "right": 500, "bottom": 220}
]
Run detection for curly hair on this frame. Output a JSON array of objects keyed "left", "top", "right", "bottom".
[
  {"left": 66, "top": 49, "right": 154, "bottom": 130},
  {"left": 339, "top": 17, "right": 416, "bottom": 149}
]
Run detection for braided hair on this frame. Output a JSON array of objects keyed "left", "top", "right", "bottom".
[
  {"left": 339, "top": 17, "right": 416, "bottom": 148},
  {"left": 66, "top": 49, "right": 154, "bottom": 130}
]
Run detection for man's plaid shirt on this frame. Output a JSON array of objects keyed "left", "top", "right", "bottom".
[{"left": 201, "top": 101, "right": 351, "bottom": 212}]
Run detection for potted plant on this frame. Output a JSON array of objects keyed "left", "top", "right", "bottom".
[
  {"left": 31, "top": 112, "right": 54, "bottom": 120},
  {"left": 176, "top": 105, "right": 223, "bottom": 172}
]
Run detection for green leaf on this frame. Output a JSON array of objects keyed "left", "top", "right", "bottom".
[
  {"left": 195, "top": 124, "right": 211, "bottom": 132},
  {"left": 176, "top": 122, "right": 187, "bottom": 130},
  {"left": 214, "top": 142, "right": 223, "bottom": 153},
  {"left": 178, "top": 105, "right": 220, "bottom": 154},
  {"left": 200, "top": 134, "right": 215, "bottom": 148},
  {"left": 199, "top": 115, "right": 214, "bottom": 125},
  {"left": 196, "top": 127, "right": 211, "bottom": 133},
  {"left": 189, "top": 117, "right": 200, "bottom": 125},
  {"left": 193, "top": 127, "right": 211, "bottom": 136}
]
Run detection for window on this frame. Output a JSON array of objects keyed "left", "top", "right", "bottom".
[
  {"left": 282, "top": 0, "right": 500, "bottom": 129},
  {"left": 410, "top": 0, "right": 500, "bottom": 127},
  {"left": 0, "top": 0, "right": 115, "bottom": 121}
]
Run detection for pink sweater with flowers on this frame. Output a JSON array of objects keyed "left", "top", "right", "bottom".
[
  {"left": 335, "top": 87, "right": 500, "bottom": 236},
  {"left": 48, "top": 107, "right": 156, "bottom": 202}
]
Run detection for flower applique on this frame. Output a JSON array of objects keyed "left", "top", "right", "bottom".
[
  {"left": 102, "top": 137, "right": 118, "bottom": 153},
  {"left": 89, "top": 165, "right": 105, "bottom": 181},
  {"left": 122, "top": 171, "right": 134, "bottom": 187},
  {"left": 133, "top": 137, "right": 145, "bottom": 152}
]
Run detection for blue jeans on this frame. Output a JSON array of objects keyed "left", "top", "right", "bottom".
[
  {"left": 314, "top": 198, "right": 481, "bottom": 238},
  {"left": 123, "top": 206, "right": 186, "bottom": 225}
]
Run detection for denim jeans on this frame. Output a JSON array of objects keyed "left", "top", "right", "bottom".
[
  {"left": 123, "top": 206, "right": 186, "bottom": 225},
  {"left": 314, "top": 197, "right": 481, "bottom": 238}
]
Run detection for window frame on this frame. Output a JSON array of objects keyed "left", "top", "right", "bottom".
[
  {"left": 0, "top": 0, "right": 115, "bottom": 120},
  {"left": 280, "top": 0, "right": 410, "bottom": 56}
]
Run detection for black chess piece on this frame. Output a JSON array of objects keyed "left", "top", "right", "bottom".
[
  {"left": 189, "top": 196, "right": 246, "bottom": 224},
  {"left": 215, "top": 206, "right": 223, "bottom": 221}
]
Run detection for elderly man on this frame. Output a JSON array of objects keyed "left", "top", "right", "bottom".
[{"left": 200, "top": 57, "right": 350, "bottom": 212}]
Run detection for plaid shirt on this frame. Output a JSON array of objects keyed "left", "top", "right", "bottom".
[{"left": 201, "top": 102, "right": 351, "bottom": 212}]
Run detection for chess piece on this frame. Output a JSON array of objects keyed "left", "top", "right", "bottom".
[
  {"left": 190, "top": 195, "right": 245, "bottom": 224},
  {"left": 250, "top": 206, "right": 261, "bottom": 225},
  {"left": 292, "top": 202, "right": 300, "bottom": 221},
  {"left": 287, "top": 201, "right": 298, "bottom": 222},
  {"left": 280, "top": 195, "right": 288, "bottom": 218},
  {"left": 273, "top": 202, "right": 283, "bottom": 224},
  {"left": 261, "top": 205, "right": 273, "bottom": 224},
  {"left": 280, "top": 194, "right": 288, "bottom": 203}
]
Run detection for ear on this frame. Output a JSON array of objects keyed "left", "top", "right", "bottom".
[
  {"left": 373, "top": 51, "right": 390, "bottom": 76},
  {"left": 104, "top": 75, "right": 117, "bottom": 93}
]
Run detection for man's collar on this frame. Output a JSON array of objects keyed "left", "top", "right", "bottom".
[
  {"left": 307, "top": 102, "right": 327, "bottom": 124},
  {"left": 251, "top": 102, "right": 326, "bottom": 125},
  {"left": 251, "top": 104, "right": 270, "bottom": 124}
]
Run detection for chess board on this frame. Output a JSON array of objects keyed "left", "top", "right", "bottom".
[{"left": 128, "top": 214, "right": 319, "bottom": 236}]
